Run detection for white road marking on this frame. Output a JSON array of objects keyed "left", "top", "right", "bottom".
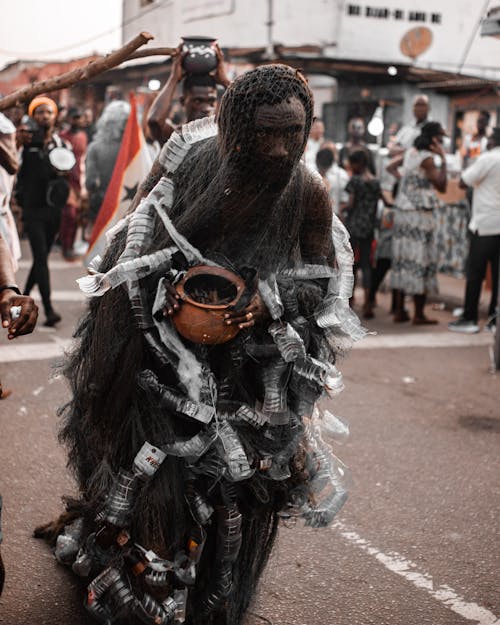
[
  {"left": 0, "top": 339, "right": 73, "bottom": 363},
  {"left": 0, "top": 330, "right": 492, "bottom": 363},
  {"left": 335, "top": 522, "right": 500, "bottom": 625},
  {"left": 354, "top": 331, "right": 492, "bottom": 350}
]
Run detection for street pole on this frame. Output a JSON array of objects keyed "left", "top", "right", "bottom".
[{"left": 266, "top": 0, "right": 275, "bottom": 59}]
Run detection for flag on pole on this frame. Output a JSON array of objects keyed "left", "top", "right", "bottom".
[{"left": 85, "top": 93, "right": 152, "bottom": 264}]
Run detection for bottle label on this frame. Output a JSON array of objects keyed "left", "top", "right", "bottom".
[{"left": 133, "top": 442, "right": 167, "bottom": 477}]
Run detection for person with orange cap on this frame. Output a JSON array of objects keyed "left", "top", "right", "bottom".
[{"left": 15, "top": 96, "right": 73, "bottom": 326}]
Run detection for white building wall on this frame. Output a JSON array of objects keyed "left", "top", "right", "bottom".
[
  {"left": 335, "top": 0, "right": 500, "bottom": 79},
  {"left": 123, "top": 0, "right": 339, "bottom": 50},
  {"left": 123, "top": 0, "right": 500, "bottom": 79}
]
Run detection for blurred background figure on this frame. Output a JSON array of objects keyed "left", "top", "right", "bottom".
[
  {"left": 59, "top": 107, "right": 88, "bottom": 260},
  {"left": 0, "top": 112, "right": 21, "bottom": 271},
  {"left": 140, "top": 92, "right": 161, "bottom": 162},
  {"left": 304, "top": 117, "right": 325, "bottom": 169},
  {"left": 461, "top": 110, "right": 491, "bottom": 168},
  {"left": 315, "top": 142, "right": 349, "bottom": 215},
  {"left": 338, "top": 116, "right": 376, "bottom": 174},
  {"left": 388, "top": 95, "right": 430, "bottom": 157},
  {"left": 55, "top": 105, "right": 68, "bottom": 133},
  {"left": 369, "top": 205, "right": 399, "bottom": 316},
  {"left": 82, "top": 107, "right": 96, "bottom": 143},
  {"left": 449, "top": 127, "right": 500, "bottom": 334},
  {"left": 344, "top": 149, "right": 392, "bottom": 319},
  {"left": 387, "top": 122, "right": 448, "bottom": 324},
  {"left": 85, "top": 100, "right": 130, "bottom": 233},
  {"left": 15, "top": 115, "right": 34, "bottom": 154}
]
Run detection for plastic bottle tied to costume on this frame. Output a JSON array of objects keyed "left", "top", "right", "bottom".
[
  {"left": 55, "top": 518, "right": 84, "bottom": 564},
  {"left": 99, "top": 442, "right": 167, "bottom": 529},
  {"left": 302, "top": 416, "right": 351, "bottom": 527},
  {"left": 314, "top": 405, "right": 350, "bottom": 443},
  {"left": 72, "top": 442, "right": 168, "bottom": 577}
]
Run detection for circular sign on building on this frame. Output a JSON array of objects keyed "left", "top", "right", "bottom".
[{"left": 400, "top": 26, "right": 433, "bottom": 60}]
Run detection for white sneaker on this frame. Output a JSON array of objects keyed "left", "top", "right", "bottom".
[{"left": 448, "top": 318, "right": 480, "bottom": 334}]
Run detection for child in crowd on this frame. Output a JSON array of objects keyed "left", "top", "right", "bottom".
[
  {"left": 315, "top": 144, "right": 349, "bottom": 215},
  {"left": 344, "top": 149, "right": 392, "bottom": 319}
]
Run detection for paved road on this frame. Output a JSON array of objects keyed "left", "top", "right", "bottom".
[{"left": 0, "top": 248, "right": 498, "bottom": 625}]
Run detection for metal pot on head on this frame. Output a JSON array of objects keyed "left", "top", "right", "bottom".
[{"left": 181, "top": 36, "right": 218, "bottom": 74}]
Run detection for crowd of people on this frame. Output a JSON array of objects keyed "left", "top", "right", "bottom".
[
  {"left": 305, "top": 95, "right": 499, "bottom": 332},
  {"left": 0, "top": 94, "right": 134, "bottom": 327},
  {"left": 1, "top": 59, "right": 497, "bottom": 334}
]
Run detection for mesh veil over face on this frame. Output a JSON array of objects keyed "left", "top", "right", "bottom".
[
  {"left": 165, "top": 65, "right": 316, "bottom": 275},
  {"left": 217, "top": 64, "right": 313, "bottom": 160}
]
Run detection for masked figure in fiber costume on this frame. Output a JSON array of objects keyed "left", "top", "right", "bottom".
[{"left": 42, "top": 65, "right": 365, "bottom": 625}]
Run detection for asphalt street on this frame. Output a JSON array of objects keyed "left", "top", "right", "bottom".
[{"left": 0, "top": 245, "right": 498, "bottom": 625}]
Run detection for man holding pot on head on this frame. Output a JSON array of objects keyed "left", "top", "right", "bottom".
[{"left": 147, "top": 37, "right": 231, "bottom": 146}]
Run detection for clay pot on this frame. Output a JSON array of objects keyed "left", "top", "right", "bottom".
[
  {"left": 172, "top": 265, "right": 246, "bottom": 345},
  {"left": 181, "top": 36, "right": 218, "bottom": 74}
]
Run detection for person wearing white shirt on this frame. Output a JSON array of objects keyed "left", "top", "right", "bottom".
[
  {"left": 304, "top": 118, "right": 325, "bottom": 170},
  {"left": 314, "top": 144, "right": 349, "bottom": 215},
  {"left": 461, "top": 110, "right": 491, "bottom": 168},
  {"left": 448, "top": 128, "right": 500, "bottom": 334},
  {"left": 388, "top": 95, "right": 430, "bottom": 157}
]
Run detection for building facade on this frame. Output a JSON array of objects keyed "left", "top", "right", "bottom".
[{"left": 121, "top": 0, "right": 499, "bottom": 144}]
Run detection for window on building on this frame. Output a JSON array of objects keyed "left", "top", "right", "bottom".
[
  {"left": 393, "top": 9, "right": 404, "bottom": 20},
  {"left": 366, "top": 7, "right": 389, "bottom": 18},
  {"left": 347, "top": 4, "right": 361, "bottom": 16},
  {"left": 409, "top": 11, "right": 427, "bottom": 22},
  {"left": 431, "top": 13, "right": 442, "bottom": 24}
]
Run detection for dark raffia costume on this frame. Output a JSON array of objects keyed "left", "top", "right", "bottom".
[{"left": 40, "top": 65, "right": 364, "bottom": 625}]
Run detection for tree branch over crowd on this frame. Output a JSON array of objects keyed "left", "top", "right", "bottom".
[{"left": 0, "top": 33, "right": 178, "bottom": 111}]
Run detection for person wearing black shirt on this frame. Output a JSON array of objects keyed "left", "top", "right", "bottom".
[{"left": 16, "top": 96, "right": 72, "bottom": 326}]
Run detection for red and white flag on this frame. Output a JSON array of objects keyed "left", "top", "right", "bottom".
[{"left": 85, "top": 93, "right": 152, "bottom": 264}]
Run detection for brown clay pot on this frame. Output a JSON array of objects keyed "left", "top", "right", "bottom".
[{"left": 172, "top": 265, "right": 246, "bottom": 345}]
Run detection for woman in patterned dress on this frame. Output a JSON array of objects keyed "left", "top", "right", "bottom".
[{"left": 387, "top": 122, "right": 448, "bottom": 324}]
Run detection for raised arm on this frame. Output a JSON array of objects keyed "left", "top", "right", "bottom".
[
  {"left": 147, "top": 46, "right": 184, "bottom": 146},
  {"left": 421, "top": 139, "right": 447, "bottom": 193},
  {"left": 386, "top": 153, "right": 404, "bottom": 180}
]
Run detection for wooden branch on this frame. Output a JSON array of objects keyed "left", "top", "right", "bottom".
[
  {"left": 126, "top": 46, "right": 178, "bottom": 61},
  {"left": 0, "top": 32, "right": 154, "bottom": 111}
]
